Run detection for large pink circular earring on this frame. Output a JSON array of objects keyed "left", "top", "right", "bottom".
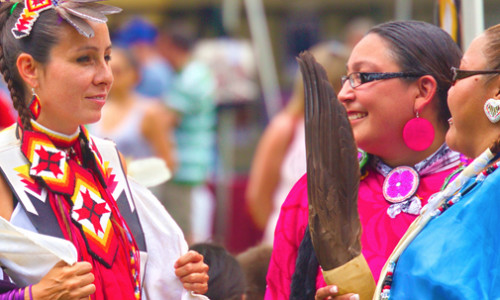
[{"left": 402, "top": 111, "right": 435, "bottom": 151}]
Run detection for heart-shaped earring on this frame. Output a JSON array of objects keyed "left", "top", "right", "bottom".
[{"left": 484, "top": 98, "right": 500, "bottom": 123}]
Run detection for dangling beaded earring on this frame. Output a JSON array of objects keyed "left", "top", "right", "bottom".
[
  {"left": 28, "top": 88, "right": 41, "bottom": 120},
  {"left": 402, "top": 110, "right": 435, "bottom": 151},
  {"left": 483, "top": 98, "right": 500, "bottom": 123}
]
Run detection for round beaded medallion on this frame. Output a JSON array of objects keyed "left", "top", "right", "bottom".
[{"left": 382, "top": 166, "right": 420, "bottom": 203}]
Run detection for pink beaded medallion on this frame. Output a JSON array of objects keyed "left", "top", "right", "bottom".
[{"left": 382, "top": 166, "right": 420, "bottom": 203}]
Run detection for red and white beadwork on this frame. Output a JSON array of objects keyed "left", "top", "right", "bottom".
[
  {"left": 12, "top": 0, "right": 54, "bottom": 39},
  {"left": 382, "top": 166, "right": 420, "bottom": 203},
  {"left": 71, "top": 185, "right": 111, "bottom": 238},
  {"left": 29, "top": 144, "right": 66, "bottom": 179}
]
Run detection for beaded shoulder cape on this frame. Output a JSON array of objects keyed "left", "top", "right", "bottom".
[{"left": 0, "top": 123, "right": 146, "bottom": 265}]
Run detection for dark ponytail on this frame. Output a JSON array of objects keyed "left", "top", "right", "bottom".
[{"left": 290, "top": 226, "right": 319, "bottom": 300}]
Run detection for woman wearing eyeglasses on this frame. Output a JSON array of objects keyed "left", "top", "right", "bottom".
[
  {"left": 362, "top": 23, "right": 500, "bottom": 300},
  {"left": 265, "top": 20, "right": 463, "bottom": 300}
]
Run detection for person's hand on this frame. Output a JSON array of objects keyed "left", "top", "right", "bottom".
[
  {"left": 32, "top": 260, "right": 95, "bottom": 300},
  {"left": 315, "top": 285, "right": 360, "bottom": 300},
  {"left": 174, "top": 250, "right": 209, "bottom": 294}
]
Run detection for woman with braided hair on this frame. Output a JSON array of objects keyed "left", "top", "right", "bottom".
[{"left": 0, "top": 1, "right": 208, "bottom": 299}]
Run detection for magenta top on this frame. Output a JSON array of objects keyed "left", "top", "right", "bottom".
[{"left": 265, "top": 162, "right": 459, "bottom": 299}]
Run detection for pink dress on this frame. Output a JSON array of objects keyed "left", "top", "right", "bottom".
[{"left": 265, "top": 160, "right": 460, "bottom": 299}]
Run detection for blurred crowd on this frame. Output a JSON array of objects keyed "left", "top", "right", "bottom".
[{"left": 0, "top": 14, "right": 374, "bottom": 300}]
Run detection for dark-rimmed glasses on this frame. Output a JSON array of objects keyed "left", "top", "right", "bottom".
[
  {"left": 451, "top": 66, "right": 500, "bottom": 83},
  {"left": 341, "top": 72, "right": 425, "bottom": 89}
]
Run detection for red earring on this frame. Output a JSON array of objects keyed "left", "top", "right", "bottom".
[
  {"left": 29, "top": 88, "right": 41, "bottom": 120},
  {"left": 402, "top": 111, "right": 435, "bottom": 151}
]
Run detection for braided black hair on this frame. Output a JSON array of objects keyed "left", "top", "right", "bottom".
[
  {"left": 290, "top": 226, "right": 319, "bottom": 300},
  {"left": 0, "top": 3, "right": 59, "bottom": 130}
]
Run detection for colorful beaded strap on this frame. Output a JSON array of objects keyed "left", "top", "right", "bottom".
[
  {"left": 6, "top": 0, "right": 121, "bottom": 39},
  {"left": 376, "top": 148, "right": 495, "bottom": 299}
]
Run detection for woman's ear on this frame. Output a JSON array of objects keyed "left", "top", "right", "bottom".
[
  {"left": 493, "top": 76, "right": 500, "bottom": 99},
  {"left": 16, "top": 53, "right": 39, "bottom": 89},
  {"left": 413, "top": 75, "right": 438, "bottom": 112}
]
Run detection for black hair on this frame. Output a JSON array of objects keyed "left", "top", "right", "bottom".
[
  {"left": 0, "top": 3, "right": 60, "bottom": 130},
  {"left": 484, "top": 24, "right": 500, "bottom": 70},
  {"left": 290, "top": 227, "right": 319, "bottom": 300},
  {"left": 189, "top": 243, "right": 245, "bottom": 300},
  {"left": 369, "top": 20, "right": 463, "bottom": 128}
]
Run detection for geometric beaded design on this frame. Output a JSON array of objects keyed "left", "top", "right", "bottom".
[
  {"left": 21, "top": 130, "right": 75, "bottom": 195},
  {"left": 70, "top": 161, "right": 118, "bottom": 267},
  {"left": 12, "top": 0, "right": 54, "bottom": 39}
]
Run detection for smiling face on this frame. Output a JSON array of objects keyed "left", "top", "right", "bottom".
[
  {"left": 34, "top": 22, "right": 113, "bottom": 134},
  {"left": 446, "top": 34, "right": 500, "bottom": 158},
  {"left": 338, "top": 33, "right": 417, "bottom": 162}
]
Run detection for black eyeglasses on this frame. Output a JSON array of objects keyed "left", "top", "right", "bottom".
[
  {"left": 341, "top": 72, "right": 425, "bottom": 89},
  {"left": 451, "top": 66, "right": 500, "bottom": 83}
]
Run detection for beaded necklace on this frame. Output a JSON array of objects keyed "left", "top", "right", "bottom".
[
  {"left": 373, "top": 144, "right": 460, "bottom": 218},
  {"left": 376, "top": 148, "right": 497, "bottom": 300}
]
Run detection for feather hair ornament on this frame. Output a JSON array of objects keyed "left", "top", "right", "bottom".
[
  {"left": 297, "top": 51, "right": 362, "bottom": 270},
  {"left": 6, "top": 0, "right": 121, "bottom": 39}
]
